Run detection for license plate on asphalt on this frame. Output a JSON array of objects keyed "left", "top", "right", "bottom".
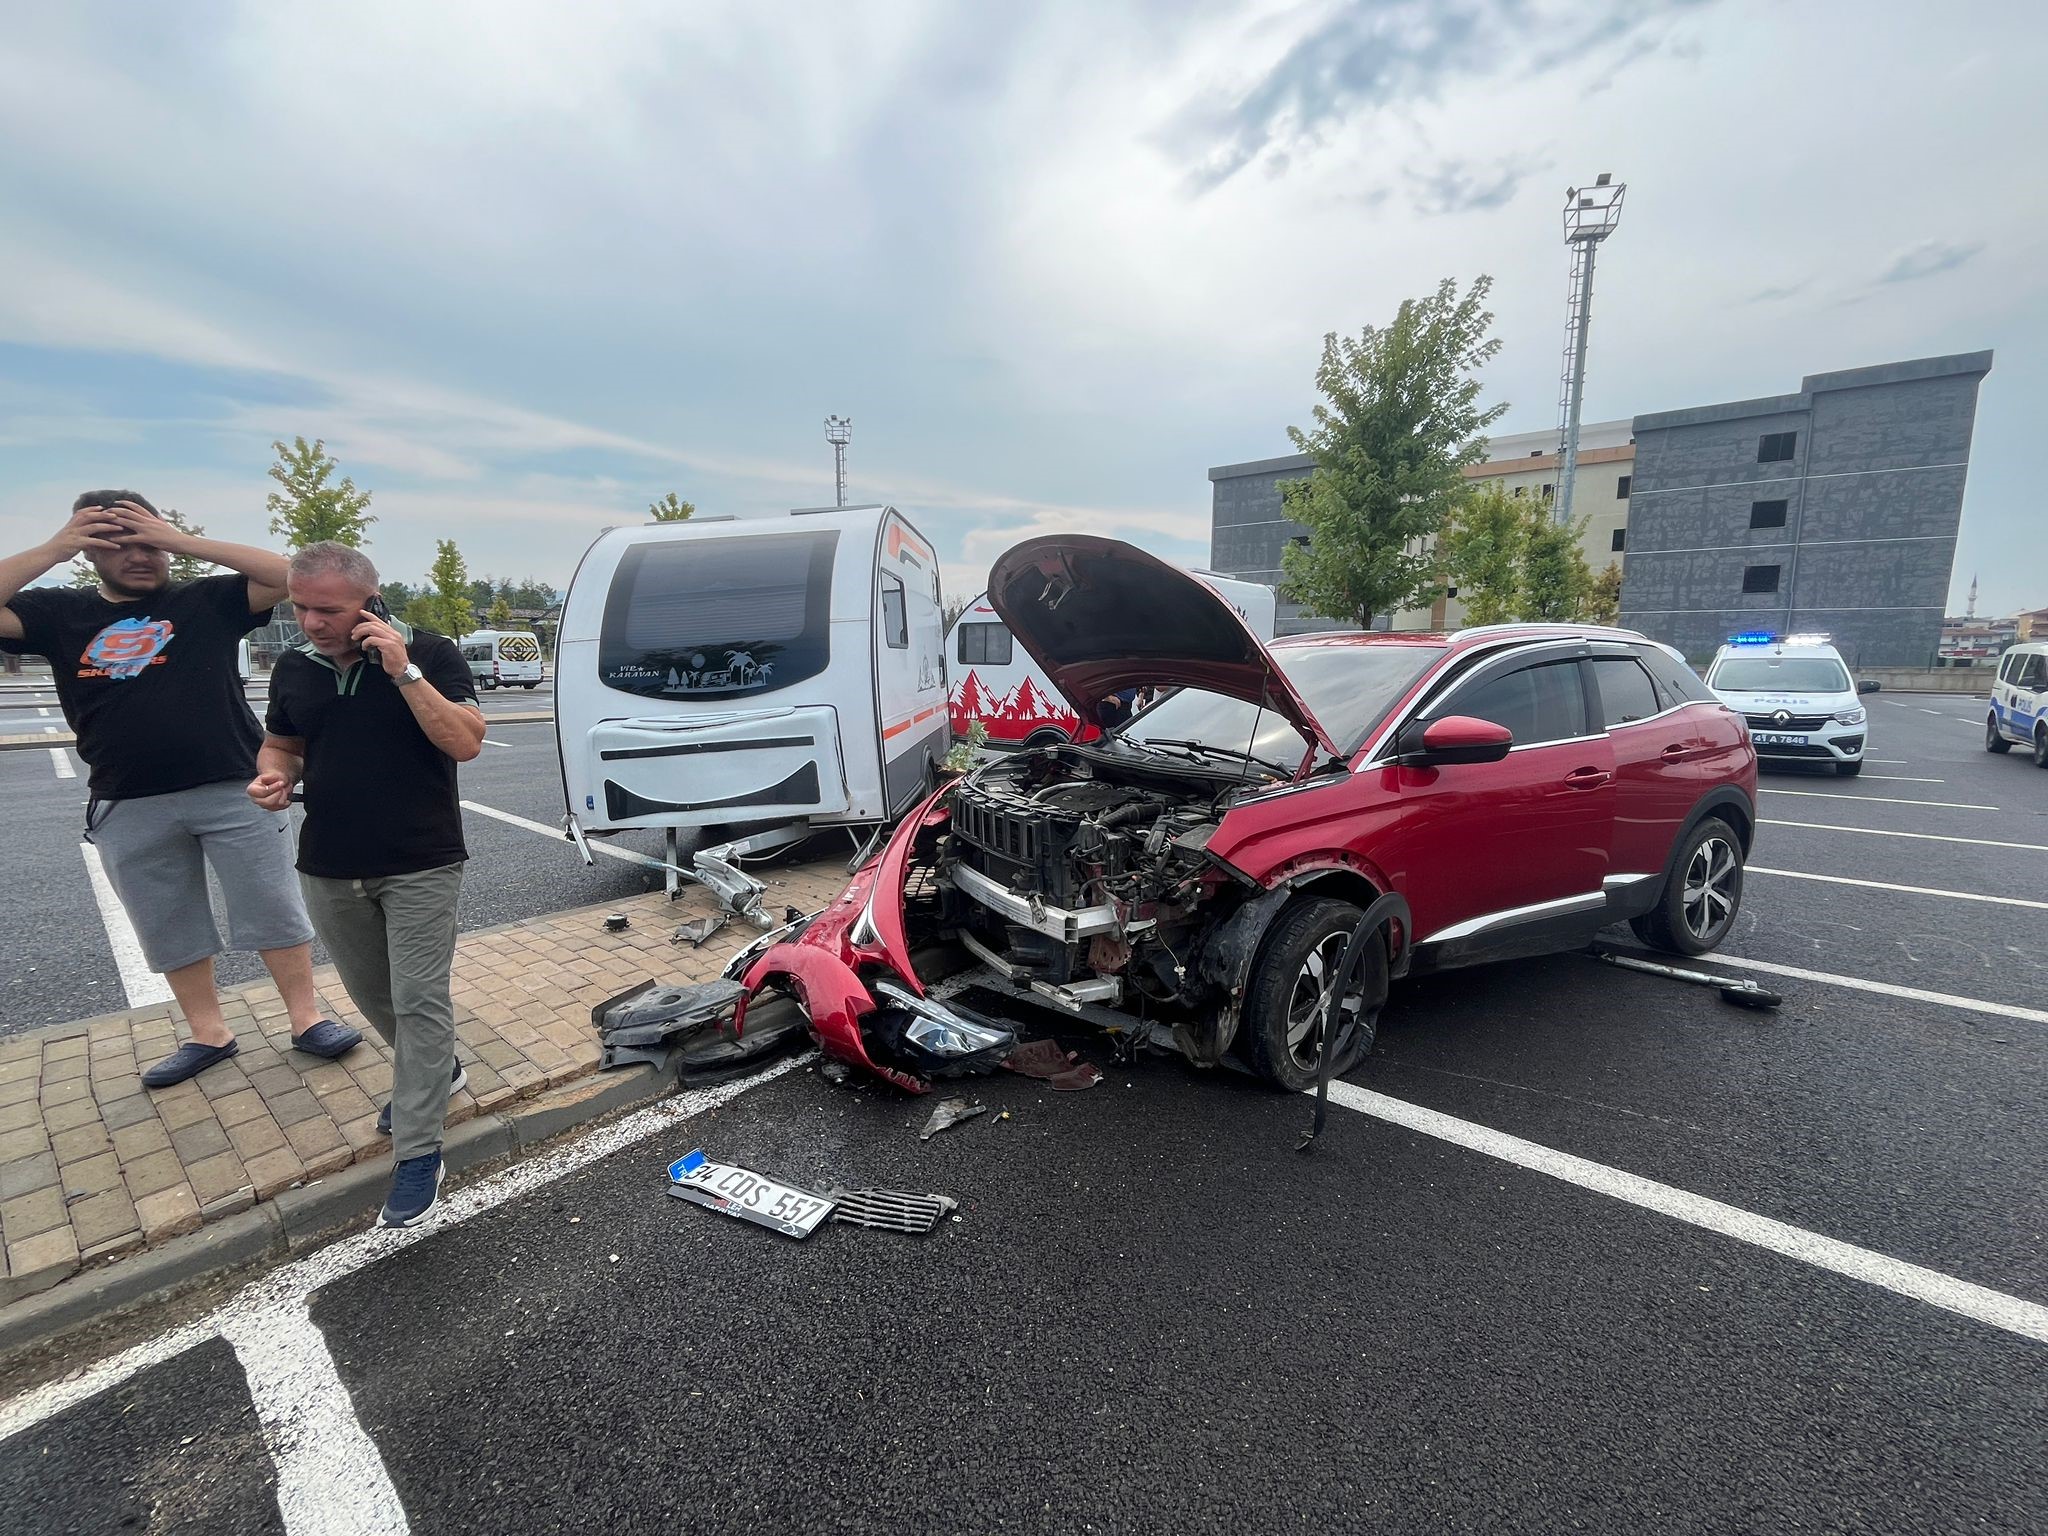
[
  {"left": 666, "top": 1149, "right": 835, "bottom": 1239},
  {"left": 1752, "top": 732, "right": 1808, "bottom": 747}
]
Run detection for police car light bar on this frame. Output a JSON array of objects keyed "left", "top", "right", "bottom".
[{"left": 1728, "top": 632, "right": 1778, "bottom": 646}]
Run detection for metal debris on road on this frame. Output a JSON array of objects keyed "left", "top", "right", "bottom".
[
  {"left": 828, "top": 1187, "right": 958, "bottom": 1234},
  {"left": 670, "top": 912, "right": 730, "bottom": 947},
  {"left": 1589, "top": 948, "right": 1784, "bottom": 1010},
  {"left": 591, "top": 978, "right": 805, "bottom": 1078},
  {"left": 920, "top": 1097, "right": 988, "bottom": 1140},
  {"left": 1001, "top": 1038, "right": 1102, "bottom": 1091}
]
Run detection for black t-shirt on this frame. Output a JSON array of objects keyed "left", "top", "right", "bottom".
[
  {"left": 0, "top": 575, "right": 269, "bottom": 800},
  {"left": 266, "top": 630, "right": 479, "bottom": 880}
]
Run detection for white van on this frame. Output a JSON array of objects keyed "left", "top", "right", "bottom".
[
  {"left": 460, "top": 629, "right": 545, "bottom": 690},
  {"left": 1704, "top": 632, "right": 1876, "bottom": 775},
  {"left": 555, "top": 504, "right": 949, "bottom": 908},
  {"left": 947, "top": 568, "right": 1276, "bottom": 747},
  {"left": 1986, "top": 641, "right": 2048, "bottom": 766}
]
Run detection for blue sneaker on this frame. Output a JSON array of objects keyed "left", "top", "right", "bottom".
[
  {"left": 375, "top": 1062, "right": 469, "bottom": 1137},
  {"left": 379, "top": 1152, "right": 444, "bottom": 1228}
]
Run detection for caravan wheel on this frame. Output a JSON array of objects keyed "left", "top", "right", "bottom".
[{"left": 1022, "top": 728, "right": 1069, "bottom": 749}]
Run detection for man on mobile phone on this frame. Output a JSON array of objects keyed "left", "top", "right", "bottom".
[
  {"left": 0, "top": 493, "right": 362, "bottom": 1085},
  {"left": 252, "top": 542, "right": 485, "bottom": 1227}
]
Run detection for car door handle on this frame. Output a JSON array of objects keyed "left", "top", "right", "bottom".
[
  {"left": 1564, "top": 767, "right": 1610, "bottom": 790},
  {"left": 1660, "top": 743, "right": 1690, "bottom": 761}
]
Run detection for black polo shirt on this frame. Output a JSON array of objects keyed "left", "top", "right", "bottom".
[
  {"left": 266, "top": 627, "right": 479, "bottom": 879},
  {"left": 0, "top": 574, "right": 269, "bottom": 800}
]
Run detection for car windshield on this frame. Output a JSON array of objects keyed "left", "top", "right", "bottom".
[
  {"left": 1123, "top": 644, "right": 1436, "bottom": 765},
  {"left": 1710, "top": 656, "right": 1852, "bottom": 693}
]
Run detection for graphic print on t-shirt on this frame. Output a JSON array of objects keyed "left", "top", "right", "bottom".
[{"left": 81, "top": 616, "right": 176, "bottom": 680}]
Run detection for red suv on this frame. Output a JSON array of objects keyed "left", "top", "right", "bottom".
[{"left": 732, "top": 537, "right": 1758, "bottom": 1093}]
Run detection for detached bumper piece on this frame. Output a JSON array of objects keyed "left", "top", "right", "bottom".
[{"left": 592, "top": 979, "right": 806, "bottom": 1080}]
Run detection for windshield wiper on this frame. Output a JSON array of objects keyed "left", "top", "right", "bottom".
[{"left": 1132, "top": 737, "right": 1292, "bottom": 777}]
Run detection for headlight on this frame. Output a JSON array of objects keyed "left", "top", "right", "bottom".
[{"left": 1832, "top": 706, "right": 1866, "bottom": 726}]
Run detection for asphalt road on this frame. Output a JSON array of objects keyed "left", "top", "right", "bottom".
[{"left": 3, "top": 695, "right": 2046, "bottom": 1532}]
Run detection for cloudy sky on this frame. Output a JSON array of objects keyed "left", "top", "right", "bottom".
[{"left": 3, "top": 0, "right": 2043, "bottom": 614}]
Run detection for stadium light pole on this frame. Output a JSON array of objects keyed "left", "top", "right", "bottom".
[
  {"left": 1555, "top": 173, "right": 1625, "bottom": 527},
  {"left": 824, "top": 415, "right": 852, "bottom": 507}
]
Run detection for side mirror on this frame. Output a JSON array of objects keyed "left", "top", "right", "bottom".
[
  {"left": 1857, "top": 679, "right": 1880, "bottom": 695},
  {"left": 1395, "top": 714, "right": 1514, "bottom": 766}
]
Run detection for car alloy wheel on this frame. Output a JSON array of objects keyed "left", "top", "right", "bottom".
[
  {"left": 1681, "top": 832, "right": 1740, "bottom": 945},
  {"left": 1283, "top": 931, "right": 1366, "bottom": 1073}
]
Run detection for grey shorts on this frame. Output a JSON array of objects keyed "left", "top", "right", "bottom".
[{"left": 88, "top": 781, "right": 316, "bottom": 973}]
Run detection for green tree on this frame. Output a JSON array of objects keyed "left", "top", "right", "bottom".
[
  {"left": 1520, "top": 511, "right": 1594, "bottom": 621},
  {"left": 266, "top": 437, "right": 375, "bottom": 549},
  {"left": 379, "top": 580, "right": 417, "bottom": 614},
  {"left": 1586, "top": 559, "right": 1624, "bottom": 625},
  {"left": 402, "top": 594, "right": 443, "bottom": 633},
  {"left": 648, "top": 493, "right": 695, "bottom": 523},
  {"left": 485, "top": 594, "right": 513, "bottom": 629},
  {"left": 1278, "top": 277, "right": 1507, "bottom": 629},
  {"left": 1437, "top": 484, "right": 1525, "bottom": 626},
  {"left": 425, "top": 539, "right": 472, "bottom": 636}
]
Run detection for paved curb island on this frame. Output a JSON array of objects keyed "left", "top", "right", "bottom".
[{"left": 0, "top": 859, "right": 850, "bottom": 1364}]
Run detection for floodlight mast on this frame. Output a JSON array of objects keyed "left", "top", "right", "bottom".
[
  {"left": 824, "top": 415, "right": 852, "bottom": 507},
  {"left": 1555, "top": 173, "right": 1625, "bottom": 527}
]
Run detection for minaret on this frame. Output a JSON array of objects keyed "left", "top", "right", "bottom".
[{"left": 1967, "top": 573, "right": 1978, "bottom": 620}]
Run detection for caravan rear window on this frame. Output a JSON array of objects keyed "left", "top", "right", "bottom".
[
  {"left": 599, "top": 531, "right": 838, "bottom": 698},
  {"left": 957, "top": 622, "right": 1012, "bottom": 667}
]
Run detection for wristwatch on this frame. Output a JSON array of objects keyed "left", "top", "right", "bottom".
[{"left": 395, "top": 663, "right": 425, "bottom": 687}]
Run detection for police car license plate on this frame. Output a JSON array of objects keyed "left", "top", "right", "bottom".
[
  {"left": 666, "top": 1149, "right": 834, "bottom": 1239},
  {"left": 1752, "top": 732, "right": 1807, "bottom": 747}
]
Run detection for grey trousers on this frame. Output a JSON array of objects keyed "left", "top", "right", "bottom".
[{"left": 300, "top": 862, "right": 464, "bottom": 1161}]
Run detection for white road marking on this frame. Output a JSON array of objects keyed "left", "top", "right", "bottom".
[
  {"left": 1714, "top": 953, "right": 2048, "bottom": 1028},
  {"left": 1748, "top": 866, "right": 2048, "bottom": 911},
  {"left": 1868, "top": 758, "right": 1907, "bottom": 764},
  {"left": 1760, "top": 788, "right": 1995, "bottom": 811},
  {"left": 79, "top": 843, "right": 172, "bottom": 1007},
  {"left": 1761, "top": 818, "right": 2048, "bottom": 854},
  {"left": 460, "top": 798, "right": 669, "bottom": 871},
  {"left": 1325, "top": 1081, "right": 2048, "bottom": 1346},
  {"left": 221, "top": 1307, "right": 406, "bottom": 1536},
  {"left": 37, "top": 707, "right": 49, "bottom": 717},
  {"left": 48, "top": 748, "right": 74, "bottom": 780},
  {"left": 1920, "top": 707, "right": 1942, "bottom": 715},
  {"left": 1858, "top": 774, "right": 1943, "bottom": 783},
  {"left": 42, "top": 724, "right": 57, "bottom": 734},
  {"left": 0, "top": 1059, "right": 807, "bottom": 1472},
  {"left": 479, "top": 738, "right": 511, "bottom": 747}
]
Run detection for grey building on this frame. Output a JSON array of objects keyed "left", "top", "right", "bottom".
[
  {"left": 1207, "top": 451, "right": 1346, "bottom": 636},
  {"left": 1620, "top": 352, "right": 1992, "bottom": 667}
]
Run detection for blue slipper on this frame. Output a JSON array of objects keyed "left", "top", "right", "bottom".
[
  {"left": 142, "top": 1038, "right": 240, "bottom": 1089},
  {"left": 291, "top": 1019, "right": 363, "bottom": 1059}
]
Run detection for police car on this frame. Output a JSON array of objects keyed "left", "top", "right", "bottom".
[
  {"left": 1704, "top": 633, "right": 1876, "bottom": 776},
  {"left": 1985, "top": 641, "right": 2048, "bottom": 766}
]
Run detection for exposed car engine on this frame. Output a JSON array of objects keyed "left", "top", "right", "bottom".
[{"left": 938, "top": 749, "right": 1242, "bottom": 1006}]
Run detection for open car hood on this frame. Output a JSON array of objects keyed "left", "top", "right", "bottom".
[{"left": 986, "top": 536, "right": 1338, "bottom": 757}]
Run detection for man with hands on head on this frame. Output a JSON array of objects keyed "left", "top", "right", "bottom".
[
  {"left": 254, "top": 541, "right": 485, "bottom": 1227},
  {"left": 0, "top": 493, "right": 361, "bottom": 1086}
]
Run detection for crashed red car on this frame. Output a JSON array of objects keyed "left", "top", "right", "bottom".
[{"left": 731, "top": 536, "right": 1758, "bottom": 1093}]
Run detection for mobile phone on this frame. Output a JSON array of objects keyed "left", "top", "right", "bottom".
[{"left": 362, "top": 594, "right": 392, "bottom": 665}]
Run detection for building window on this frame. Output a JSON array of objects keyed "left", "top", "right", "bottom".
[
  {"left": 1757, "top": 431, "right": 1798, "bottom": 463},
  {"left": 1615, "top": 475, "right": 1631, "bottom": 498},
  {"left": 1742, "top": 564, "right": 1781, "bottom": 594},
  {"left": 1610, "top": 528, "right": 1626, "bottom": 552},
  {"left": 1512, "top": 486, "right": 1526, "bottom": 498},
  {"left": 1749, "top": 499, "right": 1788, "bottom": 529},
  {"left": 1541, "top": 484, "right": 1554, "bottom": 500}
]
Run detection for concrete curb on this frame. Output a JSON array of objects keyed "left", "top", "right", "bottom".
[{"left": 0, "top": 1062, "right": 672, "bottom": 1367}]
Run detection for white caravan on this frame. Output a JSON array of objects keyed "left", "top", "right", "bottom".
[
  {"left": 555, "top": 505, "right": 949, "bottom": 917},
  {"left": 946, "top": 568, "right": 1277, "bottom": 747}
]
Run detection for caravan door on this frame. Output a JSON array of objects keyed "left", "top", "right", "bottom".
[{"left": 872, "top": 514, "right": 950, "bottom": 811}]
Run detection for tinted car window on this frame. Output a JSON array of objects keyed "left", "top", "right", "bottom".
[
  {"left": 598, "top": 530, "right": 837, "bottom": 699},
  {"left": 1638, "top": 645, "right": 1718, "bottom": 707},
  {"left": 1444, "top": 660, "right": 1588, "bottom": 745},
  {"left": 1589, "top": 656, "right": 1661, "bottom": 726}
]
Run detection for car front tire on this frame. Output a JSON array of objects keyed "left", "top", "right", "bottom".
[
  {"left": 1987, "top": 714, "right": 2012, "bottom": 753},
  {"left": 2035, "top": 727, "right": 2048, "bottom": 770},
  {"left": 1630, "top": 816, "right": 1744, "bottom": 957},
  {"left": 1242, "top": 897, "right": 1388, "bottom": 1093}
]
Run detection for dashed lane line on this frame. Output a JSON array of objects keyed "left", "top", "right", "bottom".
[
  {"left": 1713, "top": 953, "right": 2048, "bottom": 1028},
  {"left": 459, "top": 798, "right": 668, "bottom": 871},
  {"left": 1760, "top": 818, "right": 2048, "bottom": 854},
  {"left": 1760, "top": 788, "right": 1996, "bottom": 811},
  {"left": 78, "top": 843, "right": 172, "bottom": 1007},
  {"left": 1747, "top": 866, "right": 2048, "bottom": 911},
  {"left": 1325, "top": 1082, "right": 2048, "bottom": 1346},
  {"left": 1857, "top": 774, "right": 1943, "bottom": 783},
  {"left": 48, "top": 748, "right": 74, "bottom": 780}
]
